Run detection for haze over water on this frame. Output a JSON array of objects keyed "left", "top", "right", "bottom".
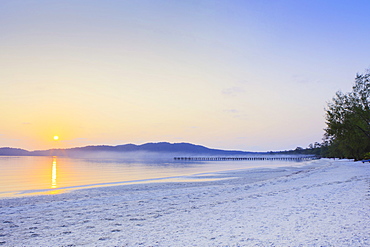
[{"left": 0, "top": 156, "right": 309, "bottom": 198}]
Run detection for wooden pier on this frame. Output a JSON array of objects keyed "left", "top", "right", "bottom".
[{"left": 174, "top": 156, "right": 318, "bottom": 161}]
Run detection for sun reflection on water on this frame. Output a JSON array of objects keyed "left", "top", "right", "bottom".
[
  {"left": 51, "top": 156, "right": 57, "bottom": 189},
  {"left": 49, "top": 156, "right": 64, "bottom": 195}
]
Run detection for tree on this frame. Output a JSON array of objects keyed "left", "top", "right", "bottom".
[{"left": 324, "top": 70, "right": 370, "bottom": 160}]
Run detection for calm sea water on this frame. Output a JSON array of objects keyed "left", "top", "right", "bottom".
[{"left": 0, "top": 156, "right": 309, "bottom": 198}]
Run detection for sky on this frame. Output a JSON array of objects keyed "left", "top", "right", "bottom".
[{"left": 1, "top": 0, "right": 370, "bottom": 152}]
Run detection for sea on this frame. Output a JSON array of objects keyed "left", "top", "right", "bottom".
[{"left": 0, "top": 155, "right": 312, "bottom": 198}]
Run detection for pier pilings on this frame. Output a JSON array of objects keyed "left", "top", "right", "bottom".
[{"left": 173, "top": 156, "right": 318, "bottom": 161}]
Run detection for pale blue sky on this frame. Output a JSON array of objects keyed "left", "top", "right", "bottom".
[{"left": 1, "top": 0, "right": 370, "bottom": 151}]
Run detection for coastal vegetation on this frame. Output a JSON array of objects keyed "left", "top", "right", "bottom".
[
  {"left": 323, "top": 70, "right": 370, "bottom": 160},
  {"left": 279, "top": 70, "right": 370, "bottom": 161}
]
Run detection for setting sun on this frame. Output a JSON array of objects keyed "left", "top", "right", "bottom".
[{"left": 53, "top": 136, "right": 59, "bottom": 141}]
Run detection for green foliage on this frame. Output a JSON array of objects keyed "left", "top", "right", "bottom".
[
  {"left": 277, "top": 143, "right": 322, "bottom": 156},
  {"left": 324, "top": 70, "right": 370, "bottom": 160},
  {"left": 363, "top": 152, "right": 370, "bottom": 160}
]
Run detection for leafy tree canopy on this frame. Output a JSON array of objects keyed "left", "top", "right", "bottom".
[{"left": 324, "top": 70, "right": 370, "bottom": 160}]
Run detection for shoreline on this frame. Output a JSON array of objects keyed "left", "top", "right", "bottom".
[
  {"left": 1, "top": 159, "right": 369, "bottom": 246},
  {"left": 0, "top": 158, "right": 316, "bottom": 199}
]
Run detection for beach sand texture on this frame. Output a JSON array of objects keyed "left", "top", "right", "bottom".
[{"left": 0, "top": 159, "right": 369, "bottom": 246}]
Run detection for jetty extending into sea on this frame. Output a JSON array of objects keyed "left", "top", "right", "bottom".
[{"left": 174, "top": 156, "right": 319, "bottom": 161}]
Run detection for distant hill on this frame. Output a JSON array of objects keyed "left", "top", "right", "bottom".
[
  {"left": 0, "top": 147, "right": 31, "bottom": 156},
  {"left": 0, "top": 142, "right": 255, "bottom": 157}
]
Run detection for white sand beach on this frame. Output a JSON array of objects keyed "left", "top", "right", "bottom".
[{"left": 0, "top": 159, "right": 369, "bottom": 246}]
